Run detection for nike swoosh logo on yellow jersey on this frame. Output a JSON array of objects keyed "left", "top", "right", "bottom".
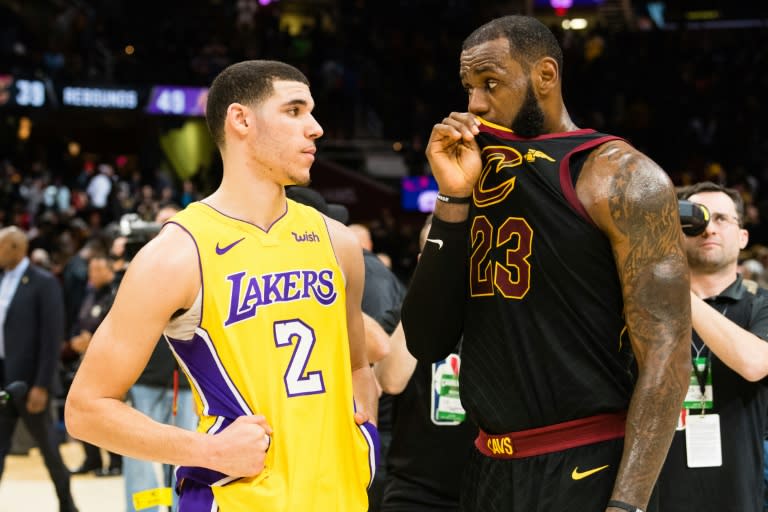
[
  {"left": 571, "top": 464, "right": 610, "bottom": 480},
  {"left": 216, "top": 237, "right": 245, "bottom": 255}
]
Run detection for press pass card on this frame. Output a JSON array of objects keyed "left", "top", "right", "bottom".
[{"left": 431, "top": 353, "right": 466, "bottom": 425}]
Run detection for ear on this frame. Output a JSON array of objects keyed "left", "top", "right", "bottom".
[
  {"left": 739, "top": 228, "right": 749, "bottom": 250},
  {"left": 226, "top": 103, "right": 251, "bottom": 139},
  {"left": 533, "top": 57, "right": 559, "bottom": 96}
]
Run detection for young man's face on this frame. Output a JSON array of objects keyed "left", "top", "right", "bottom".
[
  {"left": 460, "top": 37, "right": 545, "bottom": 137},
  {"left": 246, "top": 80, "right": 324, "bottom": 186}
]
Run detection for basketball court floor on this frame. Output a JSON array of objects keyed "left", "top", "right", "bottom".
[{"left": 0, "top": 441, "right": 126, "bottom": 512}]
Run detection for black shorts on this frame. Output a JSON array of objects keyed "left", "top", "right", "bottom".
[
  {"left": 461, "top": 438, "right": 658, "bottom": 512},
  {"left": 380, "top": 474, "right": 460, "bottom": 512}
]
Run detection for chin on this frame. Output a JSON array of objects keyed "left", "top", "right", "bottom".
[{"left": 289, "top": 173, "right": 311, "bottom": 187}]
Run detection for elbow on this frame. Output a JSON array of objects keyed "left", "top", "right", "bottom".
[
  {"left": 64, "top": 392, "right": 89, "bottom": 442},
  {"left": 368, "top": 339, "right": 391, "bottom": 365},
  {"left": 379, "top": 378, "right": 406, "bottom": 396},
  {"left": 741, "top": 363, "right": 768, "bottom": 383}
]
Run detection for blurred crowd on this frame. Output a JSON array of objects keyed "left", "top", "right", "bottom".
[{"left": 2, "top": 2, "right": 768, "bottom": 290}]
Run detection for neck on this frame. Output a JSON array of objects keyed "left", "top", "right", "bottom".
[
  {"left": 690, "top": 267, "right": 738, "bottom": 299},
  {"left": 205, "top": 158, "right": 286, "bottom": 230},
  {"left": 546, "top": 103, "right": 579, "bottom": 133}
]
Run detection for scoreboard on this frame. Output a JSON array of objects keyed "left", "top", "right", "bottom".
[
  {"left": 146, "top": 86, "right": 208, "bottom": 116},
  {"left": 0, "top": 73, "right": 208, "bottom": 116},
  {"left": 0, "top": 75, "right": 48, "bottom": 108}
]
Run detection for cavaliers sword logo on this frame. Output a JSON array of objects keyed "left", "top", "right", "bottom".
[{"left": 474, "top": 146, "right": 523, "bottom": 208}]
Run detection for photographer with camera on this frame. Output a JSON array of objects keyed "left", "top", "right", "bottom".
[
  {"left": 0, "top": 226, "right": 79, "bottom": 512},
  {"left": 658, "top": 182, "right": 768, "bottom": 512}
]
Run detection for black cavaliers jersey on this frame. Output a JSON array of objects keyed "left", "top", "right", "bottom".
[{"left": 462, "top": 119, "right": 634, "bottom": 434}]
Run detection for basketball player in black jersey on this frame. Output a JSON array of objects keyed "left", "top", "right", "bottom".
[{"left": 401, "top": 15, "right": 690, "bottom": 512}]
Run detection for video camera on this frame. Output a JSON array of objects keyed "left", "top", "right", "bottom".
[
  {"left": 107, "top": 213, "right": 162, "bottom": 261},
  {"left": 0, "top": 381, "right": 28, "bottom": 415},
  {"left": 679, "top": 200, "right": 711, "bottom": 237}
]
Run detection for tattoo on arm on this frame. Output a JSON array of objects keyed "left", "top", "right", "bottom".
[{"left": 603, "top": 147, "right": 691, "bottom": 506}]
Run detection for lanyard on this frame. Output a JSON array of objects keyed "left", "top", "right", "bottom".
[
  {"left": 692, "top": 354, "right": 711, "bottom": 398},
  {"left": 690, "top": 303, "right": 728, "bottom": 406}
]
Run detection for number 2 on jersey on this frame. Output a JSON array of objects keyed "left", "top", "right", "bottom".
[
  {"left": 274, "top": 319, "right": 326, "bottom": 397},
  {"left": 470, "top": 216, "right": 533, "bottom": 299}
]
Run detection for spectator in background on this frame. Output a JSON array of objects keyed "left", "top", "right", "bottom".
[
  {"left": 740, "top": 258, "right": 767, "bottom": 288},
  {"left": 658, "top": 182, "right": 768, "bottom": 512},
  {"left": 0, "top": 226, "right": 79, "bottom": 512},
  {"left": 375, "top": 214, "right": 476, "bottom": 511},
  {"left": 30, "top": 247, "right": 53, "bottom": 271},
  {"left": 346, "top": 222, "right": 406, "bottom": 512},
  {"left": 86, "top": 163, "right": 114, "bottom": 211},
  {"left": 68, "top": 255, "right": 122, "bottom": 477},
  {"left": 60, "top": 238, "right": 104, "bottom": 336},
  {"left": 123, "top": 203, "right": 198, "bottom": 512},
  {"left": 179, "top": 180, "right": 199, "bottom": 208},
  {"left": 348, "top": 223, "right": 406, "bottom": 325}
]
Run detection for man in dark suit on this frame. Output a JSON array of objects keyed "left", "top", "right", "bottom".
[{"left": 0, "top": 226, "right": 78, "bottom": 512}]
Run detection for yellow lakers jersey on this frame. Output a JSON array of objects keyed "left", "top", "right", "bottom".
[{"left": 164, "top": 200, "right": 375, "bottom": 511}]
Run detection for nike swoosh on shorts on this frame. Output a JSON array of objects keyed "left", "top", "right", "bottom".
[{"left": 571, "top": 464, "right": 610, "bottom": 480}]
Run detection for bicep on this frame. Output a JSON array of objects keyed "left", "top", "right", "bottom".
[
  {"left": 587, "top": 149, "right": 690, "bottom": 363},
  {"left": 70, "top": 230, "right": 198, "bottom": 400}
]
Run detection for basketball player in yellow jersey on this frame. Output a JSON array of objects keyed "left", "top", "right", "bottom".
[{"left": 65, "top": 60, "right": 380, "bottom": 511}]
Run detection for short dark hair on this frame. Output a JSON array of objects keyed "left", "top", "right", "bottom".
[
  {"left": 677, "top": 181, "right": 745, "bottom": 224},
  {"left": 206, "top": 60, "right": 309, "bottom": 148},
  {"left": 462, "top": 15, "right": 563, "bottom": 73}
]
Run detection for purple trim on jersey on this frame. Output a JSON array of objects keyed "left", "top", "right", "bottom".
[
  {"left": 178, "top": 478, "right": 216, "bottom": 511},
  {"left": 178, "top": 465, "right": 230, "bottom": 491},
  {"left": 165, "top": 221, "right": 205, "bottom": 329},
  {"left": 360, "top": 421, "right": 380, "bottom": 488},
  {"left": 479, "top": 123, "right": 597, "bottom": 141},
  {"left": 558, "top": 135, "right": 625, "bottom": 226},
  {"left": 167, "top": 332, "right": 252, "bottom": 419},
  {"left": 175, "top": 417, "right": 243, "bottom": 500},
  {"left": 196, "top": 200, "right": 288, "bottom": 234}
]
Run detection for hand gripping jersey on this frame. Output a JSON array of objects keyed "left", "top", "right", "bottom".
[
  {"left": 164, "top": 201, "right": 376, "bottom": 511},
  {"left": 462, "top": 119, "right": 635, "bottom": 434}
]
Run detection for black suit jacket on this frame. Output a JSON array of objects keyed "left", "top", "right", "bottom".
[{"left": 2, "top": 264, "right": 65, "bottom": 391}]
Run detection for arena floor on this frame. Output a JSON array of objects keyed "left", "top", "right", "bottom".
[{"left": 0, "top": 441, "right": 126, "bottom": 512}]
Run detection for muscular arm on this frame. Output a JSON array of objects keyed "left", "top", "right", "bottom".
[
  {"left": 691, "top": 291, "right": 768, "bottom": 381},
  {"left": 65, "top": 225, "right": 271, "bottom": 477},
  {"left": 581, "top": 142, "right": 691, "bottom": 510},
  {"left": 331, "top": 221, "right": 379, "bottom": 425},
  {"left": 402, "top": 213, "right": 470, "bottom": 361},
  {"left": 402, "top": 113, "right": 480, "bottom": 362}
]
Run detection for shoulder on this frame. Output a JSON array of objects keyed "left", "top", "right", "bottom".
[
  {"left": 123, "top": 223, "right": 200, "bottom": 308},
  {"left": 137, "top": 223, "right": 198, "bottom": 272},
  {"left": 326, "top": 219, "right": 361, "bottom": 259},
  {"left": 582, "top": 140, "right": 667, "bottom": 187},
  {"left": 578, "top": 140, "right": 675, "bottom": 234}
]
